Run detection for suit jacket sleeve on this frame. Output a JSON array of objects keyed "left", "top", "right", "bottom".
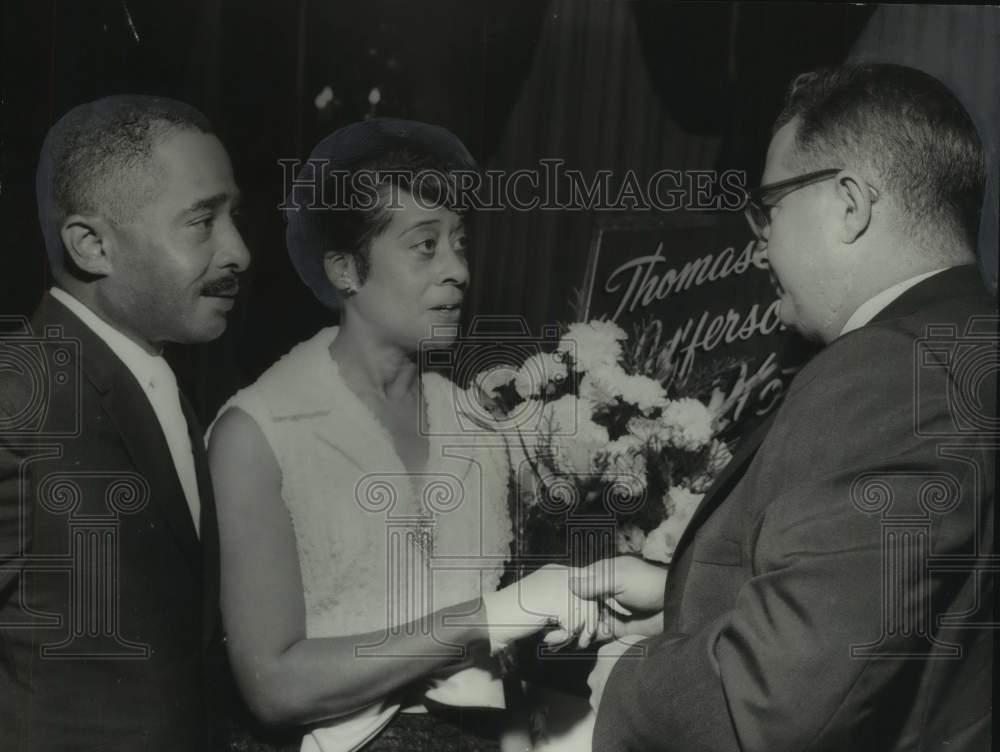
[{"left": 594, "top": 325, "right": 990, "bottom": 752}]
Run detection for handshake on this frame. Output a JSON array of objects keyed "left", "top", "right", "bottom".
[{"left": 481, "top": 556, "right": 669, "bottom": 654}]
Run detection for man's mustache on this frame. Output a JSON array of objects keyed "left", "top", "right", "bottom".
[{"left": 202, "top": 276, "right": 241, "bottom": 297}]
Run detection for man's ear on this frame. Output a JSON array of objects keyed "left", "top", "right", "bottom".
[
  {"left": 834, "top": 170, "right": 876, "bottom": 244},
  {"left": 60, "top": 214, "right": 114, "bottom": 276},
  {"left": 323, "top": 251, "right": 358, "bottom": 296}
]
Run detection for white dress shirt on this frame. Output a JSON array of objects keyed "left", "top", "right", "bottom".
[
  {"left": 51, "top": 287, "right": 201, "bottom": 536},
  {"left": 839, "top": 268, "right": 949, "bottom": 337}
]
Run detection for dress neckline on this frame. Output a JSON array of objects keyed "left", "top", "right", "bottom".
[{"left": 322, "top": 326, "right": 437, "bottom": 480}]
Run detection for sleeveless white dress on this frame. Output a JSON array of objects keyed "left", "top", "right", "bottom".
[{"left": 210, "top": 326, "right": 513, "bottom": 752}]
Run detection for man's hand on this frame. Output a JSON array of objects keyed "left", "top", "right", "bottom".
[
  {"left": 546, "top": 556, "right": 667, "bottom": 643},
  {"left": 594, "top": 609, "right": 664, "bottom": 641},
  {"left": 588, "top": 635, "right": 646, "bottom": 713},
  {"left": 571, "top": 555, "right": 668, "bottom": 612},
  {"left": 482, "top": 564, "right": 600, "bottom": 654},
  {"left": 562, "top": 556, "right": 667, "bottom": 640}
]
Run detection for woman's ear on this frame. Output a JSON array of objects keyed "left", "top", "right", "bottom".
[
  {"left": 60, "top": 214, "right": 114, "bottom": 277},
  {"left": 834, "top": 170, "right": 876, "bottom": 244},
  {"left": 324, "top": 251, "right": 358, "bottom": 296}
]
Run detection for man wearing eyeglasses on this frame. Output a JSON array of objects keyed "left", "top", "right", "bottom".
[{"left": 577, "top": 63, "right": 996, "bottom": 752}]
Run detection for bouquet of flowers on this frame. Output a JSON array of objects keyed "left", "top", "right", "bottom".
[{"left": 471, "top": 317, "right": 775, "bottom": 569}]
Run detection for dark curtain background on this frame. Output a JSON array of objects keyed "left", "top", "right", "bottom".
[
  {"left": 2, "top": 1, "right": 996, "bottom": 427},
  {"left": 467, "top": 0, "right": 878, "bottom": 332}
]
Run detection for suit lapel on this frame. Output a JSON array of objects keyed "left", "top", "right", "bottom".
[
  {"left": 661, "top": 412, "right": 776, "bottom": 625},
  {"left": 101, "top": 371, "right": 203, "bottom": 569},
  {"left": 38, "top": 294, "right": 202, "bottom": 569},
  {"left": 670, "top": 412, "right": 777, "bottom": 564}
]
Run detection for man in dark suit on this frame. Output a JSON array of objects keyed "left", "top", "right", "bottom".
[
  {"left": 0, "top": 96, "right": 249, "bottom": 750},
  {"left": 577, "top": 64, "right": 996, "bottom": 751}
]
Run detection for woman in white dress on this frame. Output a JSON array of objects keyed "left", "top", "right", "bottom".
[{"left": 208, "top": 120, "right": 595, "bottom": 752}]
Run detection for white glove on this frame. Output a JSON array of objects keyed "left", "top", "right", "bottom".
[
  {"left": 481, "top": 564, "right": 600, "bottom": 654},
  {"left": 423, "top": 664, "right": 506, "bottom": 709}
]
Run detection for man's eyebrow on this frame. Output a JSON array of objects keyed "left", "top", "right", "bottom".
[
  {"left": 181, "top": 191, "right": 239, "bottom": 216},
  {"left": 397, "top": 218, "right": 440, "bottom": 238}
]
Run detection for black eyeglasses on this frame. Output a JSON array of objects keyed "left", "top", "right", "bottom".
[{"left": 742, "top": 168, "right": 841, "bottom": 240}]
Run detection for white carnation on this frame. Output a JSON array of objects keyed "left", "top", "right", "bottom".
[
  {"left": 642, "top": 519, "right": 680, "bottom": 564},
  {"left": 539, "top": 394, "right": 584, "bottom": 435},
  {"left": 604, "top": 434, "right": 645, "bottom": 457},
  {"left": 665, "top": 485, "right": 704, "bottom": 518},
  {"left": 626, "top": 416, "right": 668, "bottom": 450},
  {"left": 578, "top": 365, "right": 665, "bottom": 413},
  {"left": 578, "top": 363, "right": 626, "bottom": 408},
  {"left": 541, "top": 395, "right": 608, "bottom": 478},
  {"left": 621, "top": 376, "right": 666, "bottom": 413},
  {"left": 600, "top": 437, "right": 647, "bottom": 495},
  {"left": 558, "top": 320, "right": 627, "bottom": 373},
  {"left": 706, "top": 438, "right": 734, "bottom": 475},
  {"left": 658, "top": 398, "right": 715, "bottom": 452},
  {"left": 473, "top": 363, "right": 518, "bottom": 395},
  {"left": 642, "top": 486, "right": 704, "bottom": 564},
  {"left": 513, "top": 351, "right": 569, "bottom": 399},
  {"left": 615, "top": 524, "right": 647, "bottom": 555},
  {"left": 690, "top": 439, "right": 735, "bottom": 492},
  {"left": 640, "top": 522, "right": 672, "bottom": 564}
]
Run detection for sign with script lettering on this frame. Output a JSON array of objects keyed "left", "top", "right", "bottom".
[{"left": 580, "top": 212, "right": 815, "bottom": 421}]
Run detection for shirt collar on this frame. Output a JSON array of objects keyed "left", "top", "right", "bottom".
[
  {"left": 49, "top": 287, "right": 173, "bottom": 389},
  {"left": 839, "top": 268, "right": 950, "bottom": 337}
]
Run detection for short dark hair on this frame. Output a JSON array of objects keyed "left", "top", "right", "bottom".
[
  {"left": 774, "top": 63, "right": 985, "bottom": 249},
  {"left": 298, "top": 146, "right": 465, "bottom": 307},
  {"left": 36, "top": 94, "right": 212, "bottom": 276}
]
